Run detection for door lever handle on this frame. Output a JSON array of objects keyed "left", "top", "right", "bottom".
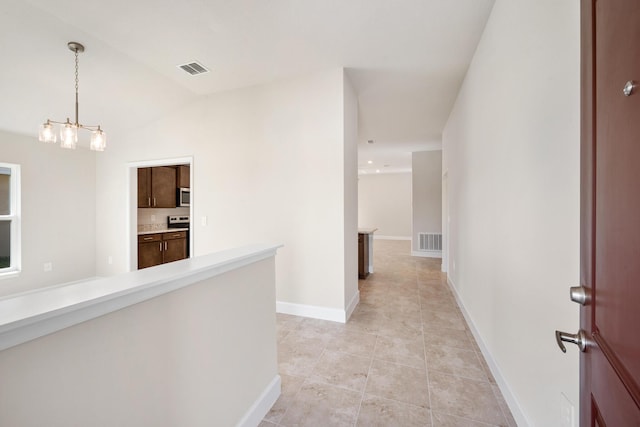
[{"left": 555, "top": 329, "right": 588, "bottom": 353}]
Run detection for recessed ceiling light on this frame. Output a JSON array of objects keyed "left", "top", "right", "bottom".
[
  {"left": 376, "top": 169, "right": 380, "bottom": 173},
  {"left": 367, "top": 160, "right": 373, "bottom": 164}
]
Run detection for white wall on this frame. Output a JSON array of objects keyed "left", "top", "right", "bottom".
[
  {"left": 0, "top": 130, "right": 96, "bottom": 297},
  {"left": 443, "top": 1, "right": 580, "bottom": 426},
  {"left": 411, "top": 150, "right": 442, "bottom": 252},
  {"left": 358, "top": 173, "right": 411, "bottom": 239},
  {"left": 96, "top": 69, "right": 356, "bottom": 317},
  {"left": 343, "top": 71, "right": 359, "bottom": 317}
]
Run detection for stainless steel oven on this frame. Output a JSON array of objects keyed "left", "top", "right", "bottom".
[{"left": 168, "top": 215, "right": 190, "bottom": 257}]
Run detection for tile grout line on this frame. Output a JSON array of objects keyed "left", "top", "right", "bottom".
[
  {"left": 276, "top": 343, "right": 327, "bottom": 426},
  {"left": 351, "top": 326, "right": 379, "bottom": 426},
  {"left": 416, "top": 262, "right": 435, "bottom": 427}
]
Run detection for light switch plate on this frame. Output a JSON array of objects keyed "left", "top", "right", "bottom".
[
  {"left": 43, "top": 262, "right": 52, "bottom": 272},
  {"left": 201, "top": 216, "right": 207, "bottom": 226}
]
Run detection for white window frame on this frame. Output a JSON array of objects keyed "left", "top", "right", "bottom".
[{"left": 0, "top": 163, "right": 21, "bottom": 279}]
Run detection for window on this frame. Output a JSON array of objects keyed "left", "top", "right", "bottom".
[{"left": 0, "top": 163, "right": 20, "bottom": 277}]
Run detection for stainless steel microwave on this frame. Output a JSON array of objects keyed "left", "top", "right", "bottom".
[{"left": 177, "top": 187, "right": 190, "bottom": 207}]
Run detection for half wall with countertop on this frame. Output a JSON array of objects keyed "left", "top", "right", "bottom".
[{"left": 0, "top": 244, "right": 281, "bottom": 427}]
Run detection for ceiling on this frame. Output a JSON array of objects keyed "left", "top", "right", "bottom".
[{"left": 1, "top": 0, "right": 494, "bottom": 172}]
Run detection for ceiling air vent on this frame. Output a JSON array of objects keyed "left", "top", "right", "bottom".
[{"left": 177, "top": 61, "right": 210, "bottom": 76}]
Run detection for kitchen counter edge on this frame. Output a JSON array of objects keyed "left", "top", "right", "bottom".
[{"left": 138, "top": 227, "right": 189, "bottom": 235}]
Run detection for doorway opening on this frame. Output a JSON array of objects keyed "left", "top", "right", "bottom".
[{"left": 127, "top": 157, "right": 193, "bottom": 271}]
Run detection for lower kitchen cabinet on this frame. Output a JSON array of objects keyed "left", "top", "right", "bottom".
[
  {"left": 137, "top": 231, "right": 187, "bottom": 269},
  {"left": 162, "top": 231, "right": 187, "bottom": 263},
  {"left": 358, "top": 233, "right": 369, "bottom": 279}
]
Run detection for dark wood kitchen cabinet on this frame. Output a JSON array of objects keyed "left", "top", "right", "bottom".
[
  {"left": 137, "top": 233, "right": 163, "bottom": 269},
  {"left": 162, "top": 231, "right": 187, "bottom": 263},
  {"left": 177, "top": 165, "right": 190, "bottom": 188},
  {"left": 358, "top": 233, "right": 369, "bottom": 279},
  {"left": 137, "top": 166, "right": 177, "bottom": 208},
  {"left": 137, "top": 168, "right": 152, "bottom": 208},
  {"left": 137, "top": 231, "right": 187, "bottom": 269}
]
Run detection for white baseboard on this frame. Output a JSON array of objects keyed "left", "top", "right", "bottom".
[
  {"left": 446, "top": 277, "right": 531, "bottom": 427},
  {"left": 345, "top": 290, "right": 360, "bottom": 321},
  {"left": 374, "top": 235, "right": 411, "bottom": 241},
  {"left": 236, "top": 375, "right": 281, "bottom": 427},
  {"left": 411, "top": 250, "right": 442, "bottom": 259},
  {"left": 276, "top": 301, "right": 348, "bottom": 323}
]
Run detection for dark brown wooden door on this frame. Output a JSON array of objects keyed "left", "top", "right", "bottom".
[{"left": 581, "top": 0, "right": 640, "bottom": 425}]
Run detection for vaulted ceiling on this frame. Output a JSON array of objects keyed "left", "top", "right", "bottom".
[{"left": 1, "top": 0, "right": 494, "bottom": 172}]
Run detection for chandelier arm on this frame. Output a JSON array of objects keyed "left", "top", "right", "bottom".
[
  {"left": 43, "top": 120, "right": 101, "bottom": 130},
  {"left": 77, "top": 124, "right": 102, "bottom": 131},
  {"left": 43, "top": 119, "right": 66, "bottom": 125}
]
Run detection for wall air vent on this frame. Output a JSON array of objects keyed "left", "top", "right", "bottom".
[
  {"left": 418, "top": 233, "right": 442, "bottom": 251},
  {"left": 177, "top": 61, "right": 210, "bottom": 76}
]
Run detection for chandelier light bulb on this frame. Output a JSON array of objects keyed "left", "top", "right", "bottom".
[
  {"left": 60, "top": 120, "right": 78, "bottom": 149},
  {"left": 90, "top": 128, "right": 106, "bottom": 152},
  {"left": 38, "top": 121, "right": 57, "bottom": 143}
]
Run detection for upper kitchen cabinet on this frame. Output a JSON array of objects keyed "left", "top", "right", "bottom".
[
  {"left": 138, "top": 166, "right": 177, "bottom": 208},
  {"left": 137, "top": 168, "right": 152, "bottom": 208},
  {"left": 177, "top": 165, "right": 190, "bottom": 188}
]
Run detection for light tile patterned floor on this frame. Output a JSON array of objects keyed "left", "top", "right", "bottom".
[{"left": 261, "top": 240, "right": 517, "bottom": 427}]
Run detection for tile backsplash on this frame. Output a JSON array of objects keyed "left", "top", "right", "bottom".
[{"left": 138, "top": 207, "right": 189, "bottom": 232}]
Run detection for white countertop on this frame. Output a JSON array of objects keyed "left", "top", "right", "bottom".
[
  {"left": 138, "top": 227, "right": 189, "bottom": 235},
  {"left": 358, "top": 228, "right": 378, "bottom": 234},
  {"left": 0, "top": 243, "right": 282, "bottom": 352}
]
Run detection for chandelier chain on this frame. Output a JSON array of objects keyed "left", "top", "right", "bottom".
[{"left": 75, "top": 49, "right": 79, "bottom": 95}]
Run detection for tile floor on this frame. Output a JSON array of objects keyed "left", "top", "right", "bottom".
[{"left": 261, "top": 240, "right": 517, "bottom": 427}]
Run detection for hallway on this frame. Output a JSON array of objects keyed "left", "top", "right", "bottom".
[{"left": 262, "top": 240, "right": 516, "bottom": 426}]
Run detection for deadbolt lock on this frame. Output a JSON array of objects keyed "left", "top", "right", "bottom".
[{"left": 569, "top": 286, "right": 591, "bottom": 305}]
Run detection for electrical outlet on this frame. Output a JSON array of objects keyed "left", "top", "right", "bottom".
[
  {"left": 560, "top": 393, "right": 575, "bottom": 427},
  {"left": 201, "top": 216, "right": 207, "bottom": 226},
  {"left": 151, "top": 214, "right": 156, "bottom": 222},
  {"left": 43, "top": 262, "right": 52, "bottom": 272}
]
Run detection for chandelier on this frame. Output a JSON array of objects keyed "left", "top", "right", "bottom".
[{"left": 38, "top": 42, "right": 106, "bottom": 151}]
